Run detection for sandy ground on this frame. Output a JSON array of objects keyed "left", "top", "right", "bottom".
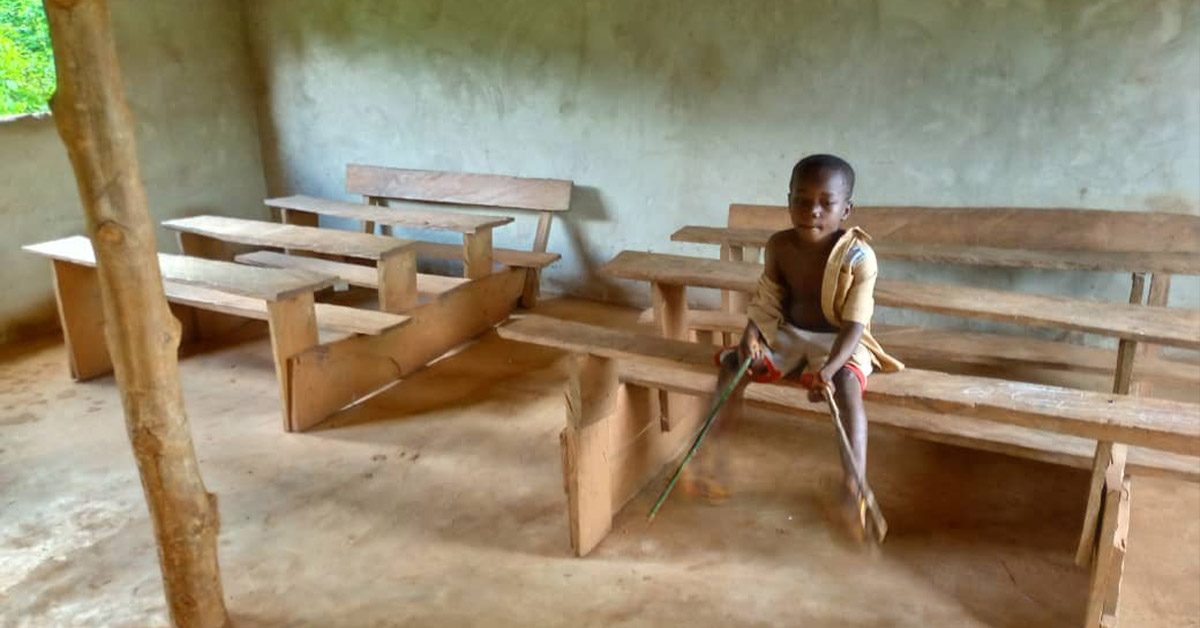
[{"left": 1, "top": 298, "right": 1197, "bottom": 627}]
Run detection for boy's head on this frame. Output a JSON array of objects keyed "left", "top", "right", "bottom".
[{"left": 788, "top": 154, "right": 855, "bottom": 243}]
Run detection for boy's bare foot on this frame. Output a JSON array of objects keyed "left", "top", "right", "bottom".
[{"left": 838, "top": 481, "right": 868, "bottom": 546}]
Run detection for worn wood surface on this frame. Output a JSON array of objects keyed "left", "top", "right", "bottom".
[
  {"left": 463, "top": 229, "right": 495, "bottom": 279},
  {"left": 42, "top": 0, "right": 228, "bottom": 624},
  {"left": 25, "top": 235, "right": 336, "bottom": 301},
  {"left": 266, "top": 195, "right": 513, "bottom": 234},
  {"left": 1084, "top": 461, "right": 1131, "bottom": 627},
  {"left": 1076, "top": 444, "right": 1128, "bottom": 567},
  {"left": 377, "top": 250, "right": 418, "bottom": 313},
  {"left": 346, "top": 164, "right": 572, "bottom": 212},
  {"left": 162, "top": 215, "right": 414, "bottom": 261},
  {"left": 728, "top": 204, "right": 1200, "bottom": 253},
  {"left": 673, "top": 225, "right": 1200, "bottom": 275},
  {"left": 498, "top": 316, "right": 1200, "bottom": 456},
  {"left": 233, "top": 250, "right": 468, "bottom": 298},
  {"left": 287, "top": 268, "right": 526, "bottom": 431},
  {"left": 413, "top": 240, "right": 560, "bottom": 269},
  {"left": 601, "top": 250, "right": 761, "bottom": 291}
]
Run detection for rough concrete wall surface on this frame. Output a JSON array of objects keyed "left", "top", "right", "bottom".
[
  {"left": 0, "top": 0, "right": 268, "bottom": 343},
  {"left": 245, "top": 0, "right": 1199, "bottom": 341}
]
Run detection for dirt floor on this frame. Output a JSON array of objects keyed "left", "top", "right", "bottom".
[{"left": 1, "top": 298, "right": 1197, "bottom": 627}]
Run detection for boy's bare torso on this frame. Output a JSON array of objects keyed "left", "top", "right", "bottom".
[{"left": 770, "top": 229, "right": 842, "bottom": 333}]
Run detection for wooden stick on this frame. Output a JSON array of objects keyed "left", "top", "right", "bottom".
[
  {"left": 820, "top": 383, "right": 888, "bottom": 543},
  {"left": 42, "top": 1, "right": 229, "bottom": 626}
]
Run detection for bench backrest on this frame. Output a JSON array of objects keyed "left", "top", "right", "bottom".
[
  {"left": 346, "top": 164, "right": 573, "bottom": 253},
  {"left": 728, "top": 204, "right": 1200, "bottom": 254}
]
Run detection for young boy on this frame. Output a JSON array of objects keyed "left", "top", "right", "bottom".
[{"left": 705, "top": 154, "right": 903, "bottom": 539}]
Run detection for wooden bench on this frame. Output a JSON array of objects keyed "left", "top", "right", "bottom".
[
  {"left": 496, "top": 314, "right": 1200, "bottom": 627},
  {"left": 162, "top": 215, "right": 419, "bottom": 314},
  {"left": 23, "top": 236, "right": 409, "bottom": 429},
  {"left": 343, "top": 164, "right": 570, "bottom": 305}
]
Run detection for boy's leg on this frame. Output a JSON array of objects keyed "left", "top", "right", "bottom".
[
  {"left": 830, "top": 367, "right": 869, "bottom": 538},
  {"left": 684, "top": 338, "right": 753, "bottom": 501}
]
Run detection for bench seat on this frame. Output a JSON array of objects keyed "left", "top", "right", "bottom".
[
  {"left": 165, "top": 283, "right": 406, "bottom": 336},
  {"left": 163, "top": 215, "right": 415, "bottom": 260},
  {"left": 601, "top": 250, "right": 1200, "bottom": 349},
  {"left": 499, "top": 315, "right": 1200, "bottom": 456},
  {"left": 235, "top": 250, "right": 468, "bottom": 297},
  {"left": 672, "top": 226, "right": 1200, "bottom": 275},
  {"left": 266, "top": 194, "right": 514, "bottom": 234},
  {"left": 412, "top": 240, "right": 560, "bottom": 269}
]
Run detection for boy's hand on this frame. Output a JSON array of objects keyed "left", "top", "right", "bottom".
[
  {"left": 808, "top": 367, "right": 837, "bottom": 402},
  {"left": 738, "top": 325, "right": 767, "bottom": 375}
]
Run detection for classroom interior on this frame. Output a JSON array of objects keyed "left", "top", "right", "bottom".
[{"left": 2, "top": 2, "right": 1198, "bottom": 627}]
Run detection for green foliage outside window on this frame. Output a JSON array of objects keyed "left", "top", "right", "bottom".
[{"left": 1, "top": 0, "right": 55, "bottom": 116}]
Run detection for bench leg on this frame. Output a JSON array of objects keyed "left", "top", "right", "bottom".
[
  {"left": 51, "top": 260, "right": 113, "bottom": 380},
  {"left": 1135, "top": 273, "right": 1170, "bottom": 396},
  {"left": 463, "top": 228, "right": 494, "bottom": 280},
  {"left": 652, "top": 282, "right": 687, "bottom": 430},
  {"left": 1084, "top": 473, "right": 1132, "bottom": 628},
  {"left": 377, "top": 250, "right": 417, "bottom": 314},
  {"left": 563, "top": 354, "right": 617, "bottom": 557},
  {"left": 521, "top": 268, "right": 541, "bottom": 309},
  {"left": 266, "top": 293, "right": 319, "bottom": 432},
  {"left": 1078, "top": 273, "right": 1144, "bottom": 565},
  {"left": 280, "top": 208, "right": 319, "bottom": 258}
]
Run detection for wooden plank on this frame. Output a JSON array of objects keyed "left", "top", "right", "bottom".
[
  {"left": 651, "top": 282, "right": 688, "bottom": 430},
  {"left": 162, "top": 215, "right": 414, "bottom": 261},
  {"left": 50, "top": 259, "right": 112, "bottom": 380},
  {"left": 1102, "top": 479, "right": 1132, "bottom": 623},
  {"left": 164, "top": 283, "right": 407, "bottom": 336},
  {"left": 25, "top": 235, "right": 336, "bottom": 301},
  {"left": 600, "top": 250, "right": 760, "bottom": 292},
  {"left": 412, "top": 240, "right": 559, "bottom": 269},
  {"left": 496, "top": 316, "right": 1200, "bottom": 455},
  {"left": 176, "top": 230, "right": 232, "bottom": 261},
  {"left": 346, "top": 164, "right": 572, "bottom": 212},
  {"left": 673, "top": 226, "right": 1200, "bottom": 275},
  {"left": 266, "top": 293, "right": 319, "bottom": 431},
  {"left": 616, "top": 360, "right": 1198, "bottom": 483},
  {"left": 287, "top": 268, "right": 526, "bottom": 431},
  {"left": 609, "top": 385, "right": 707, "bottom": 514},
  {"left": 601, "top": 251, "right": 1200, "bottom": 348},
  {"left": 728, "top": 204, "right": 1200, "bottom": 253},
  {"left": 463, "top": 229, "right": 494, "bottom": 280},
  {"left": 1084, "top": 459, "right": 1130, "bottom": 628},
  {"left": 234, "top": 250, "right": 469, "bottom": 297},
  {"left": 875, "top": 279, "right": 1200, "bottom": 350},
  {"left": 564, "top": 354, "right": 617, "bottom": 556},
  {"left": 377, "top": 250, "right": 418, "bottom": 313},
  {"left": 266, "top": 195, "right": 514, "bottom": 234},
  {"left": 532, "top": 211, "right": 554, "bottom": 252}
]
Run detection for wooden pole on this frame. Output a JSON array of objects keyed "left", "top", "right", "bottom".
[{"left": 42, "top": 1, "right": 229, "bottom": 627}]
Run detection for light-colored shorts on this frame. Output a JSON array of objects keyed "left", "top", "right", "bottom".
[{"left": 719, "top": 324, "right": 872, "bottom": 390}]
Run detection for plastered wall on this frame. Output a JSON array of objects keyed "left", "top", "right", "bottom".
[
  {"left": 0, "top": 0, "right": 268, "bottom": 342},
  {"left": 243, "top": 0, "right": 1199, "bottom": 341}
]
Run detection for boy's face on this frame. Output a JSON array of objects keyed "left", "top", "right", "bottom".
[{"left": 787, "top": 169, "right": 853, "bottom": 244}]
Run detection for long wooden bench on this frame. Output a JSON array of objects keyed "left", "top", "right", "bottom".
[
  {"left": 162, "top": 215, "right": 419, "bottom": 314},
  {"left": 496, "top": 314, "right": 1199, "bottom": 626},
  {"left": 343, "top": 164, "right": 570, "bottom": 305},
  {"left": 23, "top": 236, "right": 409, "bottom": 428},
  {"left": 234, "top": 250, "right": 469, "bottom": 301}
]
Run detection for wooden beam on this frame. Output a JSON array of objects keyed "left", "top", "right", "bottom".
[
  {"left": 652, "top": 282, "right": 688, "bottom": 431},
  {"left": 1084, "top": 464, "right": 1131, "bottom": 627},
  {"left": 346, "top": 164, "right": 573, "bottom": 212},
  {"left": 42, "top": 0, "right": 228, "bottom": 625},
  {"left": 287, "top": 267, "right": 525, "bottom": 431},
  {"left": 563, "top": 354, "right": 618, "bottom": 556}
]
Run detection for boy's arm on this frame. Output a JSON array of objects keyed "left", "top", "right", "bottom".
[
  {"left": 816, "top": 322, "right": 864, "bottom": 385},
  {"left": 742, "top": 234, "right": 786, "bottom": 360},
  {"left": 817, "top": 245, "right": 877, "bottom": 387}
]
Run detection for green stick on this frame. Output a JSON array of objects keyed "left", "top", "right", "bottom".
[{"left": 647, "top": 356, "right": 753, "bottom": 521}]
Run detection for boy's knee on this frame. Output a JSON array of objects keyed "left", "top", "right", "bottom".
[{"left": 832, "top": 367, "right": 861, "bottom": 393}]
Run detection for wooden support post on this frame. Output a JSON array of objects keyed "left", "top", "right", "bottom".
[
  {"left": 266, "top": 293, "right": 319, "bottom": 432},
  {"left": 51, "top": 260, "right": 113, "bottom": 380},
  {"left": 720, "top": 244, "right": 746, "bottom": 346},
  {"left": 280, "top": 209, "right": 318, "bottom": 257},
  {"left": 1077, "top": 273, "right": 1143, "bottom": 567},
  {"left": 1136, "top": 273, "right": 1171, "bottom": 395},
  {"left": 652, "top": 282, "right": 687, "bottom": 431},
  {"left": 1084, "top": 468, "right": 1132, "bottom": 628},
  {"left": 521, "top": 212, "right": 554, "bottom": 308},
  {"left": 43, "top": 1, "right": 229, "bottom": 625},
  {"left": 563, "top": 353, "right": 618, "bottom": 556},
  {"left": 463, "top": 228, "right": 494, "bottom": 280},
  {"left": 377, "top": 250, "right": 417, "bottom": 313}
]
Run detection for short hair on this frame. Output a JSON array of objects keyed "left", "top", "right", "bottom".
[{"left": 791, "top": 154, "right": 855, "bottom": 197}]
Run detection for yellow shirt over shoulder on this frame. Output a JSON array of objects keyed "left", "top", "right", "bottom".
[{"left": 746, "top": 227, "right": 903, "bottom": 373}]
